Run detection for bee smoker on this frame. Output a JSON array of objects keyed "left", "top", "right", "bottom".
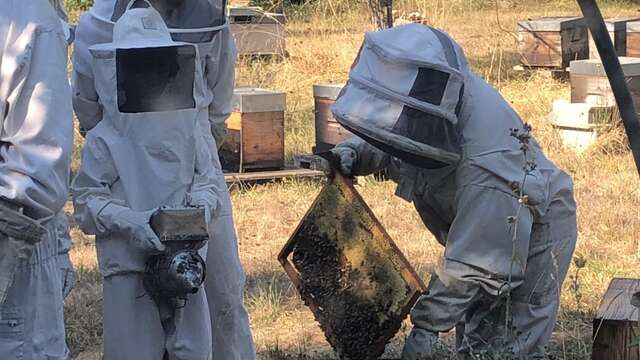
[{"left": 143, "top": 207, "right": 209, "bottom": 310}]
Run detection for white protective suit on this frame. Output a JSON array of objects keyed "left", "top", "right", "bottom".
[
  {"left": 72, "top": 2, "right": 255, "bottom": 358},
  {"left": 49, "top": 0, "right": 77, "bottom": 302},
  {"left": 72, "top": 0, "right": 236, "bottom": 147},
  {"left": 71, "top": 3, "right": 253, "bottom": 359},
  {"left": 0, "top": 0, "right": 74, "bottom": 359},
  {"left": 331, "top": 24, "right": 577, "bottom": 359}
]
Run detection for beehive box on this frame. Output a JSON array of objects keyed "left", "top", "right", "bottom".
[
  {"left": 279, "top": 170, "right": 426, "bottom": 360},
  {"left": 592, "top": 278, "right": 640, "bottom": 360},
  {"left": 627, "top": 21, "right": 640, "bottom": 58},
  {"left": 219, "top": 87, "right": 285, "bottom": 173},
  {"left": 548, "top": 100, "right": 616, "bottom": 152},
  {"left": 570, "top": 57, "right": 640, "bottom": 112},
  {"left": 313, "top": 83, "right": 352, "bottom": 153},
  {"left": 589, "top": 17, "right": 640, "bottom": 59},
  {"left": 229, "top": 7, "right": 286, "bottom": 57},
  {"left": 517, "top": 16, "right": 589, "bottom": 68}
]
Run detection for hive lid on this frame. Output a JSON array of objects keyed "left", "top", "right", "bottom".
[
  {"left": 278, "top": 167, "right": 426, "bottom": 360},
  {"left": 517, "top": 16, "right": 585, "bottom": 32},
  {"left": 627, "top": 20, "right": 640, "bottom": 32},
  {"left": 570, "top": 57, "right": 640, "bottom": 77},
  {"left": 232, "top": 87, "right": 286, "bottom": 113},
  {"left": 595, "top": 278, "right": 640, "bottom": 322},
  {"left": 602, "top": 17, "right": 640, "bottom": 31},
  {"left": 313, "top": 83, "right": 345, "bottom": 100}
]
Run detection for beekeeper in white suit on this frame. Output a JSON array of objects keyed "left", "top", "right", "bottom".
[
  {"left": 331, "top": 24, "right": 577, "bottom": 359},
  {"left": 0, "top": 0, "right": 74, "bottom": 359},
  {"left": 71, "top": 2, "right": 253, "bottom": 358},
  {"left": 72, "top": 0, "right": 235, "bottom": 146},
  {"left": 72, "top": 3, "right": 254, "bottom": 356},
  {"left": 47, "top": 0, "right": 77, "bottom": 304}
]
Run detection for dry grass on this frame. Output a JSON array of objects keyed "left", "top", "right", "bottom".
[{"left": 64, "top": 1, "right": 640, "bottom": 359}]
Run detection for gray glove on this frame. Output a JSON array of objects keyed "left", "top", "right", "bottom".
[
  {"left": 330, "top": 146, "right": 357, "bottom": 176},
  {"left": 57, "top": 252, "right": 75, "bottom": 299},
  {"left": 100, "top": 205, "right": 165, "bottom": 254},
  {"left": 402, "top": 328, "right": 438, "bottom": 360},
  {"left": 186, "top": 191, "right": 219, "bottom": 224}
]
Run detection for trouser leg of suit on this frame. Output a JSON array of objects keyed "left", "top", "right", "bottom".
[
  {"left": 204, "top": 196, "right": 255, "bottom": 360},
  {"left": 103, "top": 273, "right": 212, "bottom": 360},
  {"left": 457, "top": 208, "right": 577, "bottom": 358},
  {"left": 0, "top": 230, "right": 67, "bottom": 360},
  {"left": 412, "top": 207, "right": 577, "bottom": 358}
]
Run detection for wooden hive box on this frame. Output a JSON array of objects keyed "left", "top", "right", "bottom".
[
  {"left": 219, "top": 87, "right": 286, "bottom": 173},
  {"left": 313, "top": 83, "right": 352, "bottom": 153},
  {"left": 589, "top": 17, "right": 640, "bottom": 59},
  {"left": 229, "top": 7, "right": 286, "bottom": 57},
  {"left": 627, "top": 21, "right": 640, "bottom": 58},
  {"left": 570, "top": 57, "right": 640, "bottom": 112},
  {"left": 517, "top": 16, "right": 589, "bottom": 68},
  {"left": 592, "top": 278, "right": 640, "bottom": 360}
]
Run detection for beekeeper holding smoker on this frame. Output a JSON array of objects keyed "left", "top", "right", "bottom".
[
  {"left": 331, "top": 24, "right": 577, "bottom": 359},
  {"left": 73, "top": 0, "right": 255, "bottom": 360}
]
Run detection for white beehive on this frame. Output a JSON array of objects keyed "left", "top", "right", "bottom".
[{"left": 548, "top": 100, "right": 617, "bottom": 152}]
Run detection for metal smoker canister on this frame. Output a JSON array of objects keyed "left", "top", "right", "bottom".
[{"left": 313, "top": 83, "right": 352, "bottom": 153}]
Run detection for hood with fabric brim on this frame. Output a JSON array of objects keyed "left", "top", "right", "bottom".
[
  {"left": 111, "top": 0, "right": 227, "bottom": 29},
  {"left": 332, "top": 23, "right": 469, "bottom": 168}
]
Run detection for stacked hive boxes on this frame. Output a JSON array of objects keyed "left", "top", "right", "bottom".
[
  {"left": 219, "top": 88, "right": 286, "bottom": 173},
  {"left": 587, "top": 17, "right": 640, "bottom": 59},
  {"left": 517, "top": 17, "right": 589, "bottom": 69},
  {"left": 549, "top": 58, "right": 640, "bottom": 152}
]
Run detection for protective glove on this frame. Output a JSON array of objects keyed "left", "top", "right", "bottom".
[
  {"left": 330, "top": 146, "right": 357, "bottom": 176},
  {"left": 401, "top": 328, "right": 438, "bottom": 360},
  {"left": 58, "top": 253, "right": 75, "bottom": 299},
  {"left": 186, "top": 191, "right": 219, "bottom": 223},
  {"left": 100, "top": 205, "right": 165, "bottom": 254}
]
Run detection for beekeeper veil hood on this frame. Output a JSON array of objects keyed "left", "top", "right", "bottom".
[
  {"left": 88, "top": 1, "right": 208, "bottom": 209},
  {"left": 111, "top": 0, "right": 226, "bottom": 42},
  {"left": 332, "top": 24, "right": 468, "bottom": 168}
]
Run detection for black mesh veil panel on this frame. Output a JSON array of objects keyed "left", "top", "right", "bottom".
[
  {"left": 408, "top": 68, "right": 449, "bottom": 106},
  {"left": 116, "top": 45, "right": 196, "bottom": 113},
  {"left": 112, "top": 0, "right": 226, "bottom": 42}
]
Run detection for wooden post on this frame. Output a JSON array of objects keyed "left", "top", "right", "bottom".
[
  {"left": 592, "top": 278, "right": 640, "bottom": 360},
  {"left": 367, "top": 0, "right": 393, "bottom": 30}
]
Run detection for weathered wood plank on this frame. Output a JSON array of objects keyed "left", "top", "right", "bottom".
[
  {"left": 241, "top": 111, "right": 285, "bottom": 167},
  {"left": 571, "top": 72, "right": 640, "bottom": 113},
  {"left": 518, "top": 31, "right": 563, "bottom": 68},
  {"left": 223, "top": 168, "right": 324, "bottom": 183},
  {"left": 627, "top": 33, "right": 640, "bottom": 58}
]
